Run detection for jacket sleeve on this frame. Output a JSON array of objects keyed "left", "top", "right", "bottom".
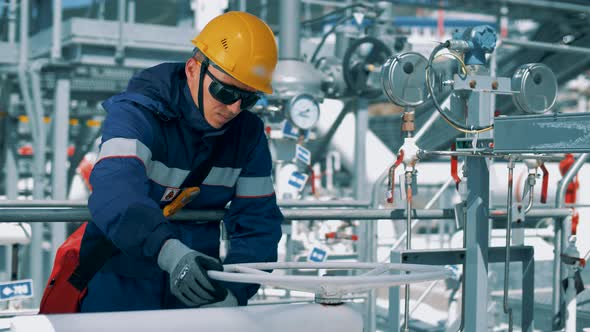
[
  {"left": 88, "top": 100, "right": 176, "bottom": 262},
  {"left": 221, "top": 123, "right": 284, "bottom": 305}
]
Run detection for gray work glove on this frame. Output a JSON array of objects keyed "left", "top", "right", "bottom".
[
  {"left": 157, "top": 239, "right": 227, "bottom": 307},
  {"left": 200, "top": 290, "right": 238, "bottom": 308}
]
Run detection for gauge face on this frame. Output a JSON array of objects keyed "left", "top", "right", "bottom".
[{"left": 287, "top": 95, "right": 320, "bottom": 130}]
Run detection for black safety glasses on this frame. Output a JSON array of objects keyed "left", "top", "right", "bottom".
[{"left": 206, "top": 70, "right": 260, "bottom": 110}]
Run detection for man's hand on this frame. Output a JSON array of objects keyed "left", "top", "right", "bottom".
[
  {"left": 200, "top": 291, "right": 238, "bottom": 308},
  {"left": 158, "top": 239, "right": 228, "bottom": 307}
]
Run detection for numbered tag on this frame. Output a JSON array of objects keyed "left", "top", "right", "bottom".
[
  {"left": 0, "top": 279, "right": 33, "bottom": 301},
  {"left": 307, "top": 247, "right": 328, "bottom": 262},
  {"left": 287, "top": 171, "right": 309, "bottom": 192},
  {"left": 295, "top": 144, "right": 311, "bottom": 165},
  {"left": 282, "top": 121, "right": 300, "bottom": 140}
]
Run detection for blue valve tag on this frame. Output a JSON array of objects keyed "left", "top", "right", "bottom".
[
  {"left": 0, "top": 279, "right": 33, "bottom": 301},
  {"left": 295, "top": 144, "right": 311, "bottom": 165},
  {"left": 282, "top": 121, "right": 300, "bottom": 140},
  {"left": 308, "top": 247, "right": 328, "bottom": 262},
  {"left": 287, "top": 171, "right": 309, "bottom": 192}
]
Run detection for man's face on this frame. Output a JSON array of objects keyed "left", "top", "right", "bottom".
[{"left": 185, "top": 57, "right": 257, "bottom": 129}]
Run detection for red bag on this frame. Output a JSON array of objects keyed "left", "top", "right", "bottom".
[
  {"left": 39, "top": 223, "right": 88, "bottom": 314},
  {"left": 39, "top": 222, "right": 119, "bottom": 314}
]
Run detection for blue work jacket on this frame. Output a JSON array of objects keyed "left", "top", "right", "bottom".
[{"left": 81, "top": 62, "right": 283, "bottom": 311}]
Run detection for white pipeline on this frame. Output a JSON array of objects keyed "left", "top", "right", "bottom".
[{"left": 6, "top": 303, "right": 363, "bottom": 332}]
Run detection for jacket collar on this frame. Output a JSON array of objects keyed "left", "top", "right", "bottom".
[{"left": 181, "top": 83, "right": 231, "bottom": 137}]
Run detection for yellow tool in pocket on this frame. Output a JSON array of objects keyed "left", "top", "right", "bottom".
[{"left": 163, "top": 187, "right": 201, "bottom": 218}]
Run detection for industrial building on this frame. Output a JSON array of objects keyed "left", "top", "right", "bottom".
[{"left": 0, "top": 0, "right": 589, "bottom": 331}]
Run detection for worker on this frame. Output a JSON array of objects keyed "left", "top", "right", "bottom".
[{"left": 80, "top": 11, "right": 283, "bottom": 312}]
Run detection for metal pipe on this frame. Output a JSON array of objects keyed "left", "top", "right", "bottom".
[
  {"left": 116, "top": 0, "right": 126, "bottom": 61},
  {"left": 0, "top": 208, "right": 453, "bottom": 222},
  {"left": 502, "top": 38, "right": 590, "bottom": 56},
  {"left": 279, "top": 0, "right": 301, "bottom": 60},
  {"left": 51, "top": 0, "right": 62, "bottom": 59},
  {"left": 552, "top": 153, "right": 589, "bottom": 329},
  {"left": 503, "top": 160, "right": 515, "bottom": 332},
  {"left": 8, "top": 0, "right": 17, "bottom": 44},
  {"left": 19, "top": 0, "right": 28, "bottom": 65},
  {"left": 238, "top": 0, "right": 247, "bottom": 12},
  {"left": 552, "top": 220, "right": 563, "bottom": 331},
  {"left": 29, "top": 59, "right": 48, "bottom": 200},
  {"left": 556, "top": 154, "right": 588, "bottom": 209},
  {"left": 18, "top": 0, "right": 44, "bottom": 307},
  {"left": 127, "top": 0, "right": 135, "bottom": 23},
  {"left": 490, "top": 208, "right": 571, "bottom": 219},
  {"left": 353, "top": 97, "right": 373, "bottom": 332},
  {"left": 0, "top": 207, "right": 571, "bottom": 223},
  {"left": 50, "top": 77, "right": 70, "bottom": 277},
  {"left": 97, "top": 0, "right": 106, "bottom": 20},
  {"left": 29, "top": 59, "right": 49, "bottom": 307},
  {"left": 456, "top": 201, "right": 467, "bottom": 332},
  {"left": 419, "top": 149, "right": 564, "bottom": 162},
  {"left": 388, "top": 177, "right": 453, "bottom": 253},
  {"left": 0, "top": 200, "right": 371, "bottom": 208},
  {"left": 524, "top": 175, "right": 535, "bottom": 214},
  {"left": 260, "top": 0, "right": 268, "bottom": 23},
  {"left": 403, "top": 172, "right": 413, "bottom": 332}
]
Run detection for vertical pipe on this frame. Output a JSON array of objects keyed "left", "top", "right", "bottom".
[
  {"left": 354, "top": 98, "right": 374, "bottom": 332},
  {"left": 489, "top": 46, "right": 497, "bottom": 122},
  {"left": 4, "top": 120, "right": 18, "bottom": 200},
  {"left": 115, "top": 0, "right": 126, "bottom": 61},
  {"left": 260, "top": 0, "right": 268, "bottom": 23},
  {"left": 4, "top": 119, "right": 18, "bottom": 286},
  {"left": 279, "top": 0, "right": 301, "bottom": 60},
  {"left": 29, "top": 61, "right": 48, "bottom": 307},
  {"left": 50, "top": 78, "right": 70, "bottom": 271},
  {"left": 20, "top": 0, "right": 44, "bottom": 307},
  {"left": 29, "top": 61, "right": 47, "bottom": 201},
  {"left": 552, "top": 153, "right": 588, "bottom": 329},
  {"left": 238, "top": 0, "right": 247, "bottom": 12},
  {"left": 98, "top": 0, "right": 106, "bottom": 20},
  {"left": 19, "top": 0, "right": 29, "bottom": 66},
  {"left": 552, "top": 218, "right": 563, "bottom": 330},
  {"left": 128, "top": 0, "right": 136, "bottom": 23},
  {"left": 51, "top": 0, "right": 62, "bottom": 60},
  {"left": 403, "top": 172, "right": 412, "bottom": 332},
  {"left": 503, "top": 160, "right": 515, "bottom": 332},
  {"left": 8, "top": 0, "right": 17, "bottom": 44}
]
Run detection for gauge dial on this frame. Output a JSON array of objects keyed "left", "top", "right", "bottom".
[{"left": 287, "top": 94, "right": 320, "bottom": 130}]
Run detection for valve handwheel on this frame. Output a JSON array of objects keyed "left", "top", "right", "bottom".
[{"left": 342, "top": 37, "right": 392, "bottom": 98}]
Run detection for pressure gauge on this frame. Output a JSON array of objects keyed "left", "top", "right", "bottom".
[
  {"left": 286, "top": 94, "right": 320, "bottom": 130},
  {"left": 512, "top": 63, "right": 557, "bottom": 114}
]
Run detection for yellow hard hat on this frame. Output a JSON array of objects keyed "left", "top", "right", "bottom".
[{"left": 192, "top": 11, "right": 278, "bottom": 94}]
